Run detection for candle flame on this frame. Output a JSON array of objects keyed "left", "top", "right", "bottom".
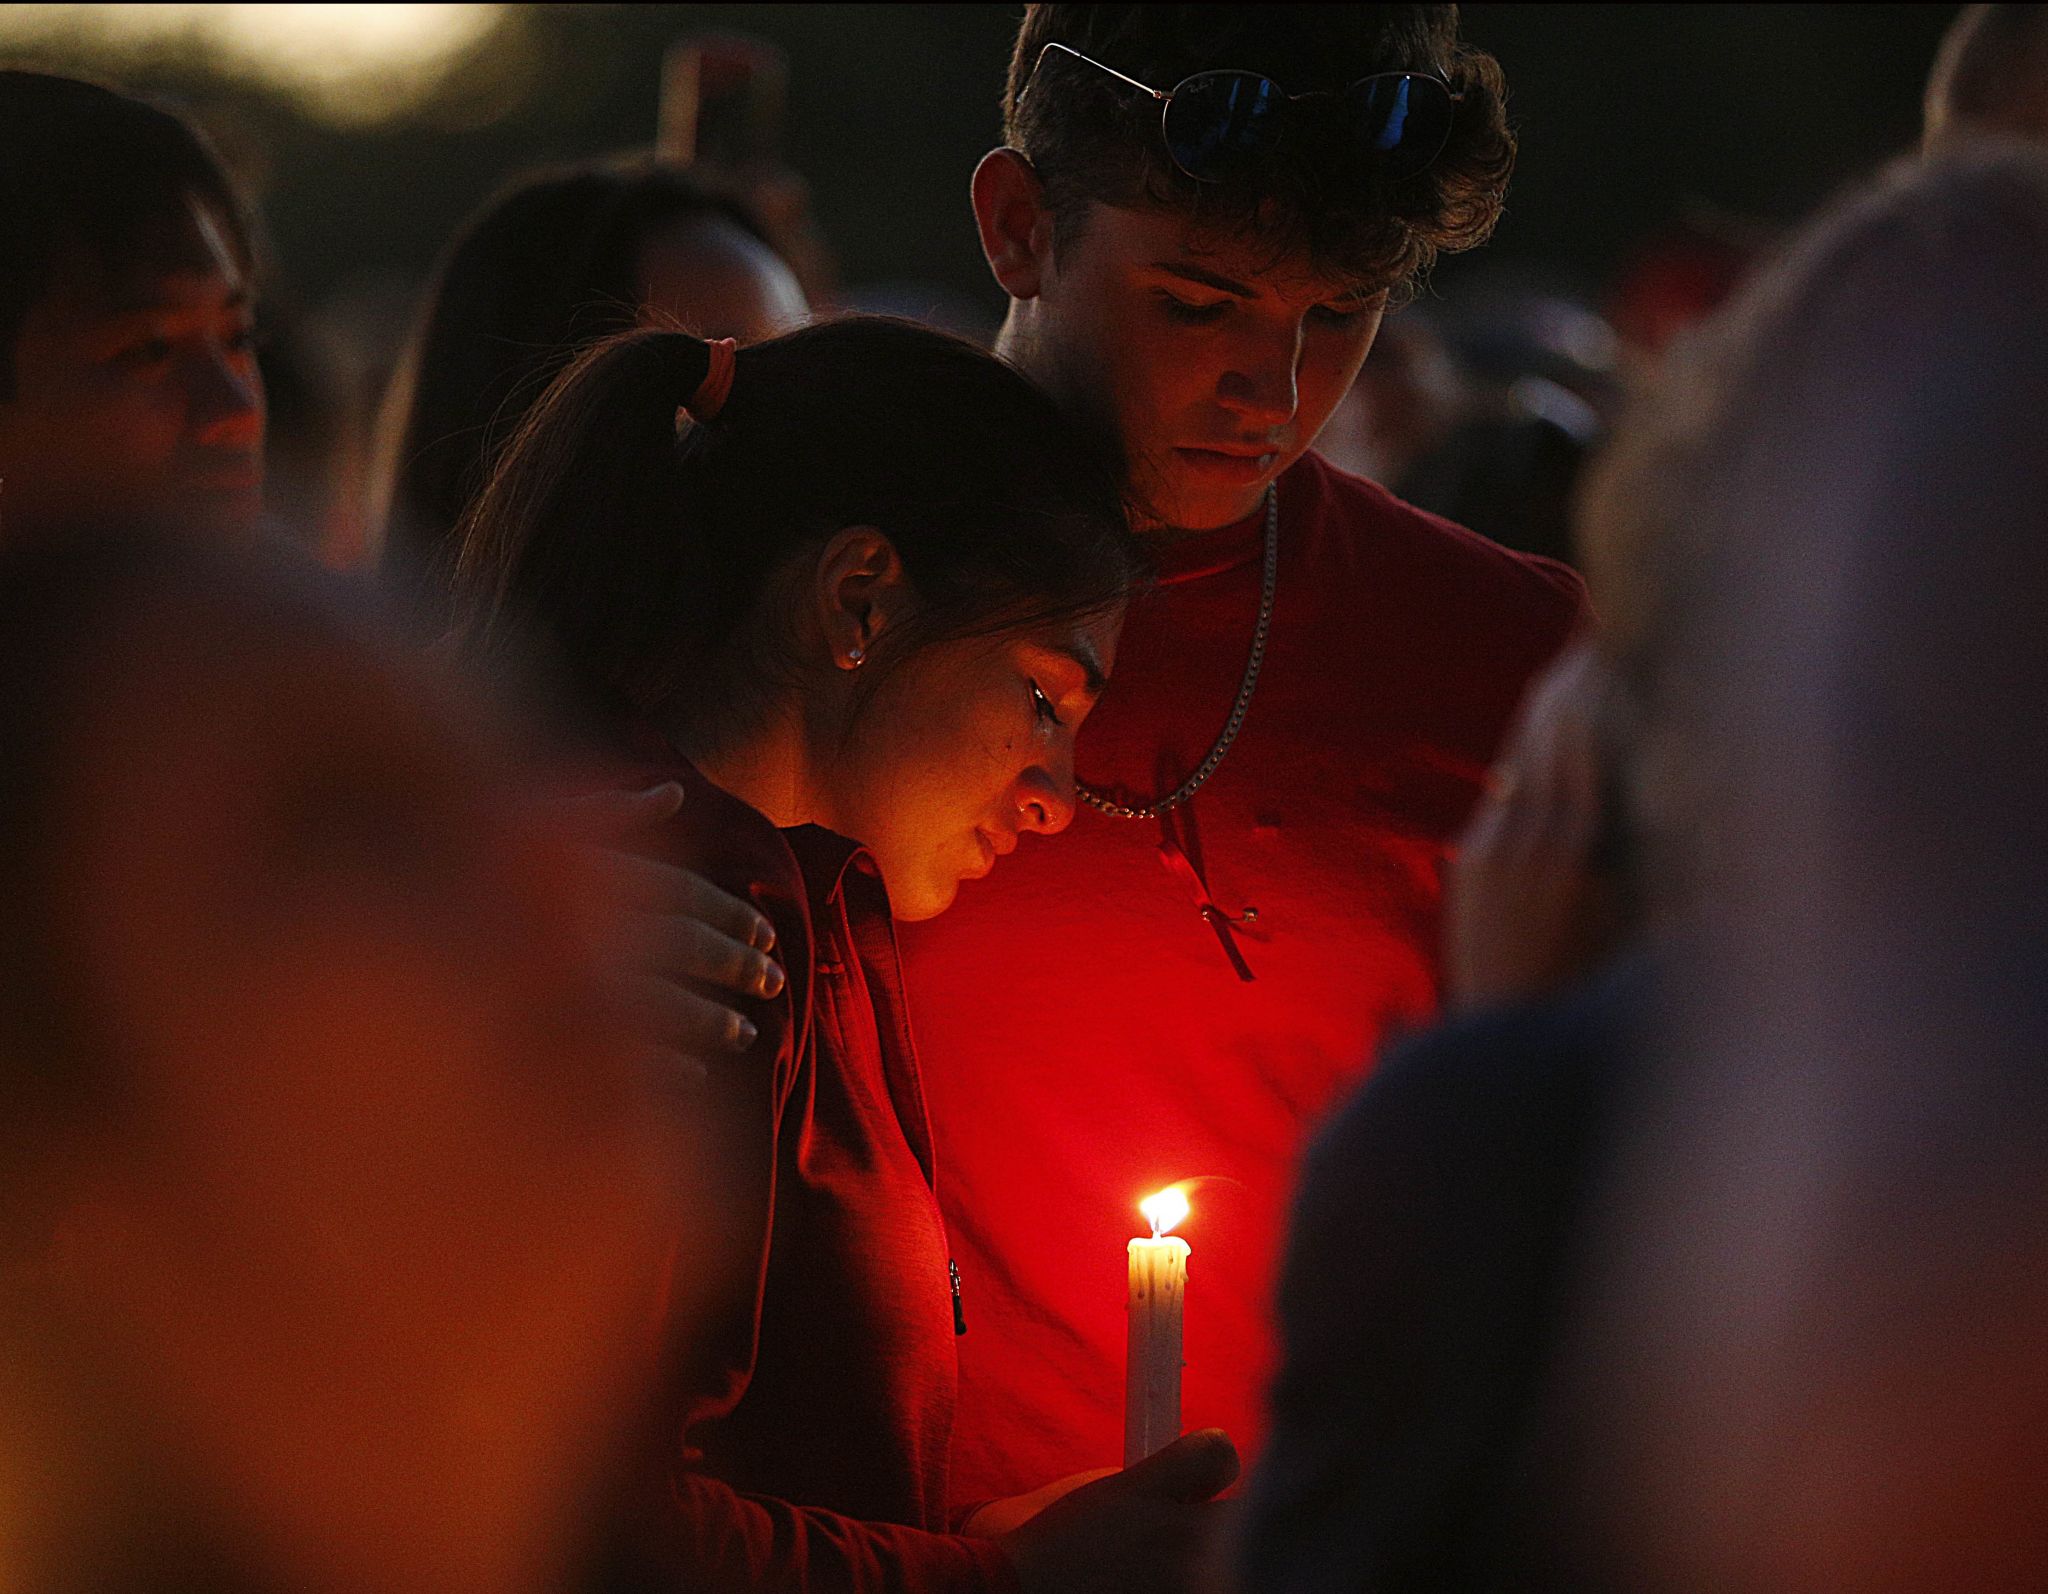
[{"left": 1140, "top": 1185, "right": 1190, "bottom": 1239}]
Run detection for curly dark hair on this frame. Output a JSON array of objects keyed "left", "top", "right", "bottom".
[{"left": 1004, "top": 4, "right": 1515, "bottom": 296}]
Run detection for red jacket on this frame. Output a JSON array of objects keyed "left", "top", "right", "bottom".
[
  {"left": 637, "top": 754, "right": 1017, "bottom": 1594},
  {"left": 897, "top": 452, "right": 1589, "bottom": 1500}
]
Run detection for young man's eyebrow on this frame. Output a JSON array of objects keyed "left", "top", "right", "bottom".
[{"left": 1151, "top": 261, "right": 1258, "bottom": 298}]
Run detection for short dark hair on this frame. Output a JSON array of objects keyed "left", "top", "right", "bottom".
[
  {"left": 376, "top": 156, "right": 779, "bottom": 615},
  {"left": 1003, "top": 4, "right": 1514, "bottom": 295},
  {"left": 451, "top": 317, "right": 1140, "bottom": 747},
  {"left": 0, "top": 71, "right": 255, "bottom": 401}
]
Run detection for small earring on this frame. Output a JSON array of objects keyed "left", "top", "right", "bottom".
[{"left": 847, "top": 646, "right": 866, "bottom": 667}]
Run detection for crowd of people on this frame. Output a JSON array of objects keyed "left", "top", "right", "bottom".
[{"left": 0, "top": 4, "right": 2042, "bottom": 1592}]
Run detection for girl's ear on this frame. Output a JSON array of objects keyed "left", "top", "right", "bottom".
[{"left": 813, "top": 526, "right": 914, "bottom": 669}]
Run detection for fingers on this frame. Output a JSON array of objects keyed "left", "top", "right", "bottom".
[
  {"left": 616, "top": 971, "right": 759, "bottom": 1060},
  {"left": 647, "top": 1043, "right": 710, "bottom": 1090},
  {"left": 641, "top": 910, "right": 786, "bottom": 1001},
  {"left": 557, "top": 781, "right": 687, "bottom": 841},
  {"left": 603, "top": 850, "right": 777, "bottom": 953},
  {"left": 671, "top": 867, "right": 780, "bottom": 956},
  {"left": 963, "top": 1469, "right": 1120, "bottom": 1536},
  {"left": 1474, "top": 660, "right": 1606, "bottom": 867},
  {"left": 598, "top": 854, "right": 785, "bottom": 1007},
  {"left": 1120, "top": 1428, "right": 1240, "bottom": 1503}
]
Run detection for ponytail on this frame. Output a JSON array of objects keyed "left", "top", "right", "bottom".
[
  {"left": 452, "top": 315, "right": 1138, "bottom": 743},
  {"left": 453, "top": 329, "right": 728, "bottom": 720}
]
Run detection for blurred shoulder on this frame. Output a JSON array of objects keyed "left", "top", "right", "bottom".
[{"left": 1303, "top": 960, "right": 1642, "bottom": 1214}]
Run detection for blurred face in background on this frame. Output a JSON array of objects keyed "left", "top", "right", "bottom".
[
  {"left": 37, "top": 584, "right": 681, "bottom": 1594},
  {"left": 635, "top": 212, "right": 808, "bottom": 343},
  {"left": 0, "top": 194, "right": 265, "bottom": 542}
]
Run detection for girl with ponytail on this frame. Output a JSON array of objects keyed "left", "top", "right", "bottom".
[{"left": 455, "top": 320, "right": 1229, "bottom": 1593}]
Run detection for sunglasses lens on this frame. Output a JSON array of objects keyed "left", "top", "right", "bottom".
[
  {"left": 1347, "top": 74, "right": 1456, "bottom": 179},
  {"left": 1163, "top": 71, "right": 1287, "bottom": 181}
]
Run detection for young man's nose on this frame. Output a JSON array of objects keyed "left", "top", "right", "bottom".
[
  {"left": 185, "top": 344, "right": 266, "bottom": 449},
  {"left": 1214, "top": 334, "right": 1300, "bottom": 429},
  {"left": 1015, "top": 763, "right": 1077, "bottom": 837}
]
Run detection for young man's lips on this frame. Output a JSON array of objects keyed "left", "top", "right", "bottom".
[{"left": 1174, "top": 445, "right": 1280, "bottom": 483}]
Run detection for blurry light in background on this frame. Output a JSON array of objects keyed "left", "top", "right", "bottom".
[{"left": 0, "top": 4, "right": 510, "bottom": 125}]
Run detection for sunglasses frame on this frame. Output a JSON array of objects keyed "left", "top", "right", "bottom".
[{"left": 1024, "top": 40, "right": 1464, "bottom": 184}]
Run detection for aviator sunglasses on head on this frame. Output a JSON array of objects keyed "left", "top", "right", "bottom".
[{"left": 1024, "top": 40, "right": 1462, "bottom": 185}]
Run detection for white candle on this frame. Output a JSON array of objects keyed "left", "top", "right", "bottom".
[{"left": 1124, "top": 1186, "right": 1190, "bottom": 1466}]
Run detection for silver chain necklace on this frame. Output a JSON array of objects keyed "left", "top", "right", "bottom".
[{"left": 1078, "top": 486, "right": 1279, "bottom": 821}]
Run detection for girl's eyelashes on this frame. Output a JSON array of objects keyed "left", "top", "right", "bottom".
[{"left": 1031, "top": 681, "right": 1065, "bottom": 729}]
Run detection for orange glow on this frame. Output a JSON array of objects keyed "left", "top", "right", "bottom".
[{"left": 1139, "top": 1185, "right": 1190, "bottom": 1239}]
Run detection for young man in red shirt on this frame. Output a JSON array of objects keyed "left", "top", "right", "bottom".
[{"left": 898, "top": 4, "right": 1588, "bottom": 1503}]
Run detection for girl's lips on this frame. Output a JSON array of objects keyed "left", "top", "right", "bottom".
[{"left": 963, "top": 826, "right": 1016, "bottom": 881}]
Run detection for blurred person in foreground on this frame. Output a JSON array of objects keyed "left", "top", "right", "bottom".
[
  {"left": 1549, "top": 143, "right": 2048, "bottom": 1594},
  {"left": 0, "top": 70, "right": 263, "bottom": 545},
  {"left": 900, "top": 3, "right": 1586, "bottom": 1503},
  {"left": 375, "top": 156, "right": 807, "bottom": 618},
  {"left": 1236, "top": 633, "right": 1640, "bottom": 1593},
  {"left": 0, "top": 531, "right": 687, "bottom": 1594},
  {"left": 453, "top": 318, "right": 1236, "bottom": 1594},
  {"left": 1238, "top": 129, "right": 2048, "bottom": 1594},
  {"left": 1924, "top": 3, "right": 2048, "bottom": 148}
]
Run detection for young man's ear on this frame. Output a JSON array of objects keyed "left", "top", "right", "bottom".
[{"left": 971, "top": 148, "right": 1057, "bottom": 302}]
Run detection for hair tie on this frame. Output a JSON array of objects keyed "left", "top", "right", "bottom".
[{"left": 679, "top": 337, "right": 738, "bottom": 426}]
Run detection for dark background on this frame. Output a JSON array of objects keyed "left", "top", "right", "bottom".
[{"left": 3, "top": 4, "right": 1964, "bottom": 316}]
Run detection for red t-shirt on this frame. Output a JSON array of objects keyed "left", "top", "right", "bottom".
[{"left": 895, "top": 452, "right": 1586, "bottom": 1502}]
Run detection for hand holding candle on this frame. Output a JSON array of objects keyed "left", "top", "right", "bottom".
[{"left": 1125, "top": 1184, "right": 1191, "bottom": 1466}]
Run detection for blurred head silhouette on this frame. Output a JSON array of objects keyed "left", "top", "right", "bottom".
[
  {"left": 1569, "top": 144, "right": 2048, "bottom": 1594},
  {"left": 1924, "top": 4, "right": 2048, "bottom": 149},
  {"left": 0, "top": 532, "right": 683, "bottom": 1594},
  {"left": 376, "top": 156, "right": 806, "bottom": 612}
]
